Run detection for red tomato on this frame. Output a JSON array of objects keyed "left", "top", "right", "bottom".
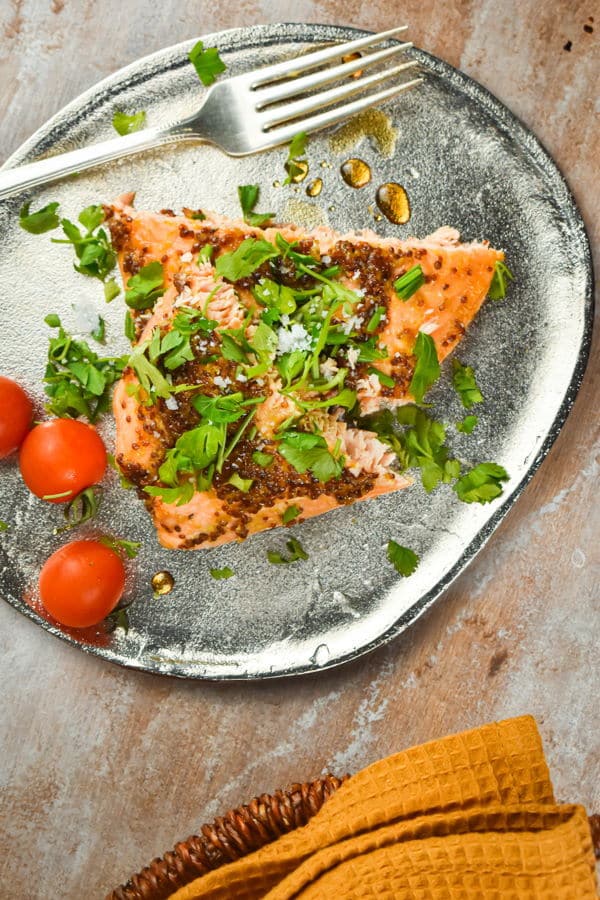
[
  {"left": 19, "top": 418, "right": 106, "bottom": 502},
  {"left": 0, "top": 376, "right": 33, "bottom": 458},
  {"left": 39, "top": 539, "right": 126, "bottom": 628}
]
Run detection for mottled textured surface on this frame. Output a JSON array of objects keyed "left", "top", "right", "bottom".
[{"left": 0, "top": 2, "right": 598, "bottom": 898}]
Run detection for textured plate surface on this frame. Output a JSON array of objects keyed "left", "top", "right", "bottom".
[{"left": 0, "top": 24, "right": 593, "bottom": 679}]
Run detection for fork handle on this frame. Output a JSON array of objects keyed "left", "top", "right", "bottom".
[{"left": 0, "top": 124, "right": 195, "bottom": 201}]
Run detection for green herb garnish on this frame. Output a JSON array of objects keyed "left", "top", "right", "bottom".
[
  {"left": 104, "top": 279, "right": 120, "bottom": 303},
  {"left": 215, "top": 237, "right": 279, "bottom": 282},
  {"left": 189, "top": 40, "right": 226, "bottom": 86},
  {"left": 367, "top": 367, "right": 395, "bottom": 389},
  {"left": 488, "top": 260, "right": 514, "bottom": 300},
  {"left": 210, "top": 566, "right": 234, "bottom": 580},
  {"left": 198, "top": 244, "right": 214, "bottom": 264},
  {"left": 125, "top": 261, "right": 165, "bottom": 310},
  {"left": 366, "top": 305, "right": 386, "bottom": 333},
  {"left": 277, "top": 431, "right": 344, "bottom": 483},
  {"left": 453, "top": 462, "right": 509, "bottom": 504},
  {"left": 456, "top": 415, "right": 478, "bottom": 434},
  {"left": 394, "top": 265, "right": 425, "bottom": 301},
  {"left": 387, "top": 540, "right": 420, "bottom": 577},
  {"left": 452, "top": 359, "right": 483, "bottom": 409},
  {"left": 52, "top": 206, "right": 116, "bottom": 281},
  {"left": 91, "top": 316, "right": 106, "bottom": 344},
  {"left": 267, "top": 536, "right": 308, "bottom": 565},
  {"left": 112, "top": 109, "right": 146, "bottom": 135},
  {"left": 0, "top": 520, "right": 8, "bottom": 531},
  {"left": 283, "top": 132, "right": 308, "bottom": 184},
  {"left": 100, "top": 535, "right": 141, "bottom": 559},
  {"left": 44, "top": 317, "right": 126, "bottom": 421},
  {"left": 237, "top": 184, "right": 273, "bottom": 227},
  {"left": 19, "top": 201, "right": 60, "bottom": 234},
  {"left": 282, "top": 504, "right": 301, "bottom": 524},
  {"left": 227, "top": 473, "right": 253, "bottom": 492},
  {"left": 408, "top": 332, "right": 440, "bottom": 403},
  {"left": 252, "top": 450, "right": 273, "bottom": 467}
]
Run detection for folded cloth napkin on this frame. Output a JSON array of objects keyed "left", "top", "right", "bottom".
[{"left": 169, "top": 716, "right": 597, "bottom": 899}]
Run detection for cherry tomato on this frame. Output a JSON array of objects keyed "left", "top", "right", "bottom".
[
  {"left": 0, "top": 376, "right": 33, "bottom": 458},
  {"left": 19, "top": 419, "right": 106, "bottom": 502},
  {"left": 39, "top": 539, "right": 126, "bottom": 628}
]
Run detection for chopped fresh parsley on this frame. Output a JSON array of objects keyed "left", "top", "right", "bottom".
[
  {"left": 189, "top": 39, "right": 226, "bottom": 86},
  {"left": 104, "top": 278, "right": 120, "bottom": 303},
  {"left": 394, "top": 265, "right": 425, "bottom": 301},
  {"left": 396, "top": 405, "right": 460, "bottom": 492},
  {"left": 387, "top": 540, "right": 420, "bottom": 577},
  {"left": 100, "top": 535, "right": 141, "bottom": 559},
  {"left": 44, "top": 317, "right": 126, "bottom": 421},
  {"left": 228, "top": 473, "right": 253, "bottom": 492},
  {"left": 252, "top": 450, "right": 273, "bottom": 467},
  {"left": 456, "top": 414, "right": 478, "bottom": 434},
  {"left": 124, "top": 261, "right": 165, "bottom": 309},
  {"left": 52, "top": 205, "right": 116, "bottom": 281},
  {"left": 237, "top": 184, "right": 273, "bottom": 227},
  {"left": 453, "top": 462, "right": 509, "bottom": 503},
  {"left": 278, "top": 430, "right": 344, "bottom": 482},
  {"left": 112, "top": 109, "right": 146, "bottom": 135},
  {"left": 283, "top": 132, "right": 308, "bottom": 184},
  {"left": 124, "top": 311, "right": 136, "bottom": 341},
  {"left": 0, "top": 520, "right": 9, "bottom": 531},
  {"left": 452, "top": 359, "right": 483, "bottom": 409},
  {"left": 488, "top": 260, "right": 514, "bottom": 300},
  {"left": 19, "top": 200, "right": 60, "bottom": 234},
  {"left": 145, "top": 481, "right": 195, "bottom": 506},
  {"left": 408, "top": 332, "right": 440, "bottom": 403},
  {"left": 366, "top": 305, "right": 386, "bottom": 333},
  {"left": 215, "top": 237, "right": 279, "bottom": 282},
  {"left": 210, "top": 566, "right": 234, "bottom": 579},
  {"left": 267, "top": 536, "right": 308, "bottom": 565},
  {"left": 91, "top": 316, "right": 106, "bottom": 344},
  {"left": 282, "top": 504, "right": 301, "bottom": 524},
  {"left": 198, "top": 244, "right": 214, "bottom": 264},
  {"left": 54, "top": 487, "right": 99, "bottom": 534}
]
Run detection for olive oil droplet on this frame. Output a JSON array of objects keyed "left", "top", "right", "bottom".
[
  {"left": 341, "top": 51, "right": 363, "bottom": 78},
  {"left": 340, "top": 158, "right": 371, "bottom": 189},
  {"left": 306, "top": 178, "right": 323, "bottom": 197},
  {"left": 375, "top": 182, "right": 411, "bottom": 224},
  {"left": 285, "top": 159, "right": 309, "bottom": 183},
  {"left": 152, "top": 570, "right": 174, "bottom": 596}
]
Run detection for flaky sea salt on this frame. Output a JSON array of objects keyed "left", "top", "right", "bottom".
[
  {"left": 180, "top": 251, "right": 193, "bottom": 263},
  {"left": 165, "top": 396, "right": 179, "bottom": 411},
  {"left": 276, "top": 323, "right": 312, "bottom": 357}
]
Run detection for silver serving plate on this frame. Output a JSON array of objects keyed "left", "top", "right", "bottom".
[{"left": 0, "top": 24, "right": 593, "bottom": 680}]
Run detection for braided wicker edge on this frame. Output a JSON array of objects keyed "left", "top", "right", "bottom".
[{"left": 106, "top": 773, "right": 349, "bottom": 900}]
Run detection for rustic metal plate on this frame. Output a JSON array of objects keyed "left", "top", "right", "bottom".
[{"left": 0, "top": 24, "right": 593, "bottom": 679}]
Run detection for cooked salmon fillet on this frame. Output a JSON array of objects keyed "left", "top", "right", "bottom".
[{"left": 106, "top": 196, "right": 502, "bottom": 550}]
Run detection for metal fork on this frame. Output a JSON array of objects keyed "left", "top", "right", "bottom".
[{"left": 0, "top": 27, "right": 421, "bottom": 201}]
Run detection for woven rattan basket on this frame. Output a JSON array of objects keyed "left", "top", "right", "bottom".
[{"left": 107, "top": 776, "right": 599, "bottom": 900}]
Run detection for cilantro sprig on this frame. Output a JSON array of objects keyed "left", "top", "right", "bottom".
[
  {"left": 51, "top": 205, "right": 116, "bottom": 281},
  {"left": 215, "top": 237, "right": 279, "bottom": 282},
  {"left": 189, "top": 40, "right": 226, "bottom": 86},
  {"left": 19, "top": 201, "right": 60, "bottom": 234},
  {"left": 453, "top": 463, "right": 509, "bottom": 503},
  {"left": 237, "top": 185, "right": 274, "bottom": 227},
  {"left": 278, "top": 431, "right": 344, "bottom": 483},
  {"left": 125, "top": 261, "right": 165, "bottom": 310}
]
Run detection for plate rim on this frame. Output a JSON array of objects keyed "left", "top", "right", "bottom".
[{"left": 0, "top": 22, "right": 594, "bottom": 680}]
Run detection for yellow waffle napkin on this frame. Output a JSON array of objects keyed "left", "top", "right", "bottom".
[{"left": 169, "top": 716, "right": 597, "bottom": 899}]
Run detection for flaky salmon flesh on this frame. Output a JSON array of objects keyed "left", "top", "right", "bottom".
[{"left": 106, "top": 196, "right": 503, "bottom": 550}]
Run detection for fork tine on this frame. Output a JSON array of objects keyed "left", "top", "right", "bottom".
[
  {"left": 254, "top": 42, "right": 413, "bottom": 108},
  {"left": 249, "top": 26, "right": 409, "bottom": 87},
  {"left": 263, "top": 77, "right": 423, "bottom": 142},
  {"left": 261, "top": 61, "right": 420, "bottom": 129}
]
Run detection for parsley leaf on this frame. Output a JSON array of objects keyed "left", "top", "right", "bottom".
[
  {"left": 456, "top": 414, "right": 478, "bottom": 434},
  {"left": 104, "top": 279, "right": 120, "bottom": 303},
  {"left": 125, "top": 261, "right": 165, "bottom": 309},
  {"left": 252, "top": 450, "right": 273, "bottom": 467},
  {"left": 267, "top": 536, "right": 308, "bottom": 565},
  {"left": 192, "top": 392, "right": 248, "bottom": 424},
  {"left": 0, "top": 520, "right": 9, "bottom": 531},
  {"left": 52, "top": 207, "right": 116, "bottom": 281},
  {"left": 237, "top": 184, "right": 274, "bottom": 227},
  {"left": 387, "top": 540, "right": 419, "bottom": 577},
  {"left": 215, "top": 238, "right": 279, "bottom": 282},
  {"left": 198, "top": 244, "right": 214, "bottom": 264},
  {"left": 19, "top": 200, "right": 60, "bottom": 234},
  {"left": 228, "top": 473, "right": 253, "bottom": 492},
  {"left": 210, "top": 566, "right": 234, "bottom": 579},
  {"left": 44, "top": 318, "right": 126, "bottom": 421},
  {"left": 189, "top": 40, "right": 226, "bottom": 86},
  {"left": 91, "top": 316, "right": 106, "bottom": 344},
  {"left": 112, "top": 109, "right": 146, "bottom": 135},
  {"left": 454, "top": 462, "right": 508, "bottom": 503},
  {"left": 452, "top": 359, "right": 483, "bottom": 409},
  {"left": 278, "top": 431, "right": 344, "bottom": 482},
  {"left": 488, "top": 260, "right": 514, "bottom": 300},
  {"left": 395, "top": 405, "right": 459, "bottom": 493},
  {"left": 283, "top": 132, "right": 308, "bottom": 184},
  {"left": 394, "top": 265, "right": 425, "bottom": 301},
  {"left": 99, "top": 535, "right": 141, "bottom": 559},
  {"left": 409, "top": 332, "right": 440, "bottom": 403},
  {"left": 282, "top": 504, "right": 300, "bottom": 524},
  {"left": 145, "top": 481, "right": 195, "bottom": 506}
]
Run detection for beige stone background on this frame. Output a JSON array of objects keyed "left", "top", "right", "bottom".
[{"left": 0, "top": 1, "right": 598, "bottom": 897}]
